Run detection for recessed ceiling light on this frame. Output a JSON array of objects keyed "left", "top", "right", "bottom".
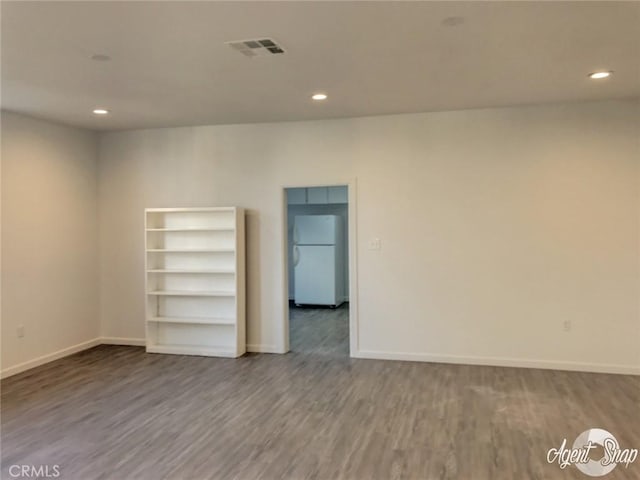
[
  {"left": 91, "top": 54, "right": 111, "bottom": 62},
  {"left": 311, "top": 93, "right": 327, "bottom": 101},
  {"left": 588, "top": 71, "right": 612, "bottom": 79},
  {"left": 93, "top": 108, "right": 109, "bottom": 115},
  {"left": 442, "top": 16, "right": 465, "bottom": 27}
]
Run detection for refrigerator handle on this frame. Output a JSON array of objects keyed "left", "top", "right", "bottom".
[
  {"left": 293, "top": 224, "right": 299, "bottom": 245},
  {"left": 293, "top": 245, "right": 300, "bottom": 267}
]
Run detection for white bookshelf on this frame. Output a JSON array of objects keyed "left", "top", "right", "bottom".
[{"left": 145, "top": 207, "right": 245, "bottom": 358}]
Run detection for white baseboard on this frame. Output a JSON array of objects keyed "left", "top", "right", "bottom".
[
  {"left": 352, "top": 349, "right": 640, "bottom": 376},
  {"left": 6, "top": 340, "right": 634, "bottom": 380},
  {"left": 1, "top": 338, "right": 102, "bottom": 379},
  {"left": 247, "top": 344, "right": 283, "bottom": 354},
  {"left": 101, "top": 337, "right": 145, "bottom": 346}
]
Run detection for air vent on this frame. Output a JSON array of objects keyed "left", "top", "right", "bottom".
[{"left": 226, "top": 38, "right": 285, "bottom": 57}]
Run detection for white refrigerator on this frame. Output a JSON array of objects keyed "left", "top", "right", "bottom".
[{"left": 293, "top": 215, "right": 345, "bottom": 307}]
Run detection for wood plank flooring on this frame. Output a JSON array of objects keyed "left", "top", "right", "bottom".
[
  {"left": 289, "top": 304, "right": 349, "bottom": 357},
  {"left": 1, "top": 309, "right": 639, "bottom": 479}
]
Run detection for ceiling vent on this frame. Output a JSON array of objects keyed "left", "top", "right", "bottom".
[{"left": 226, "top": 38, "right": 285, "bottom": 57}]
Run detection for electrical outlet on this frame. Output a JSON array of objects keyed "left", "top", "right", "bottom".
[
  {"left": 17, "top": 325, "right": 25, "bottom": 338},
  {"left": 563, "top": 321, "right": 572, "bottom": 332},
  {"left": 368, "top": 238, "right": 381, "bottom": 250}
]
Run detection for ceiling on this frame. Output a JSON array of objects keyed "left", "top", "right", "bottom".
[{"left": 2, "top": 1, "right": 639, "bottom": 131}]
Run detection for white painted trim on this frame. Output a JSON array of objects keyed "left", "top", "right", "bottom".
[
  {"left": 347, "top": 179, "right": 359, "bottom": 356},
  {"left": 280, "top": 179, "right": 359, "bottom": 355},
  {"left": 3, "top": 337, "right": 635, "bottom": 380},
  {"left": 281, "top": 186, "right": 291, "bottom": 353},
  {"left": 247, "top": 344, "right": 283, "bottom": 354},
  {"left": 145, "top": 207, "right": 235, "bottom": 213},
  {"left": 353, "top": 349, "right": 640, "bottom": 376},
  {"left": 1, "top": 338, "right": 102, "bottom": 379},
  {"left": 101, "top": 337, "right": 146, "bottom": 346}
]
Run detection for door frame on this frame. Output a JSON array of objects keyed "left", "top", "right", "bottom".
[{"left": 281, "top": 178, "right": 359, "bottom": 355}]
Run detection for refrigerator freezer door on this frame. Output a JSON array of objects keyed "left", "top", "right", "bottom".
[
  {"left": 294, "top": 245, "right": 337, "bottom": 305},
  {"left": 294, "top": 215, "right": 337, "bottom": 245}
]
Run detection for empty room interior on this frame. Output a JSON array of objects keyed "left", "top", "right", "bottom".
[{"left": 1, "top": 2, "right": 639, "bottom": 480}]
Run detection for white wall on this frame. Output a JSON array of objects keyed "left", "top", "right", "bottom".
[
  {"left": 1, "top": 111, "right": 100, "bottom": 376},
  {"left": 287, "top": 201, "right": 349, "bottom": 301},
  {"left": 98, "top": 100, "right": 639, "bottom": 373}
]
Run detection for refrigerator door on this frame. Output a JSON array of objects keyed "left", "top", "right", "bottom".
[
  {"left": 294, "top": 215, "right": 337, "bottom": 245},
  {"left": 294, "top": 245, "right": 337, "bottom": 305}
]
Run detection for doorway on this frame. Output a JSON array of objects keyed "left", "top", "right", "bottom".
[{"left": 283, "top": 184, "right": 355, "bottom": 357}]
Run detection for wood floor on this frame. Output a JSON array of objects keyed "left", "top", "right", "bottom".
[
  {"left": 2, "top": 308, "right": 639, "bottom": 479},
  {"left": 289, "top": 303, "right": 349, "bottom": 357}
]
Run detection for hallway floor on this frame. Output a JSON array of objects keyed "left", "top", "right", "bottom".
[{"left": 289, "top": 303, "right": 349, "bottom": 357}]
